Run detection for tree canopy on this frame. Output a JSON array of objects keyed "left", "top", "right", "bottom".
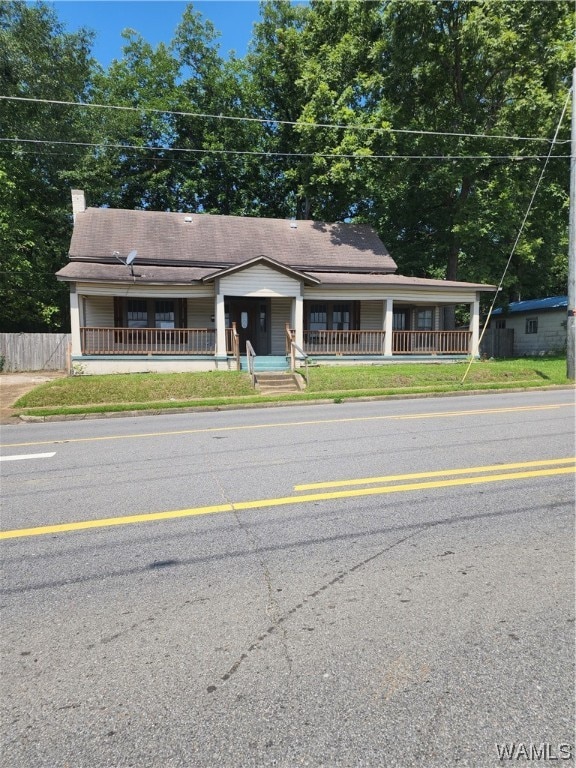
[{"left": 0, "top": 0, "right": 571, "bottom": 331}]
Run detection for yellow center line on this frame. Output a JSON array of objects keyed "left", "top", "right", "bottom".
[
  {"left": 294, "top": 457, "right": 576, "bottom": 491},
  {"left": 1, "top": 402, "right": 573, "bottom": 449},
  {"left": 1, "top": 465, "right": 574, "bottom": 541}
]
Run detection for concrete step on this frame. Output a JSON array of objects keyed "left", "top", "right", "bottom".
[
  {"left": 239, "top": 355, "right": 289, "bottom": 372},
  {"left": 255, "top": 373, "right": 303, "bottom": 394}
]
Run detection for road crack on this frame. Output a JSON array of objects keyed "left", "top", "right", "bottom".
[{"left": 206, "top": 527, "right": 422, "bottom": 694}]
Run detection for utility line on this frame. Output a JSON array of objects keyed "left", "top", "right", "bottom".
[
  {"left": 0, "top": 137, "right": 568, "bottom": 161},
  {"left": 461, "top": 85, "right": 572, "bottom": 384},
  {"left": 0, "top": 95, "right": 568, "bottom": 144}
]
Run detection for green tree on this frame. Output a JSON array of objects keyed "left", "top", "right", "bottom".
[
  {"left": 70, "top": 31, "right": 185, "bottom": 211},
  {"left": 371, "top": 0, "right": 572, "bottom": 303},
  {"left": 0, "top": 0, "right": 94, "bottom": 331}
]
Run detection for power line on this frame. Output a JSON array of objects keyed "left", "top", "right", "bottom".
[
  {"left": 0, "top": 95, "right": 569, "bottom": 144},
  {"left": 0, "top": 137, "right": 568, "bottom": 161},
  {"left": 461, "top": 83, "right": 572, "bottom": 383}
]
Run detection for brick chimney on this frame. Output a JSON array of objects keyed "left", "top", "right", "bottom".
[{"left": 71, "top": 189, "right": 86, "bottom": 221}]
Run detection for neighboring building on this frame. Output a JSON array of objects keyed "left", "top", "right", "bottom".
[
  {"left": 488, "top": 296, "right": 568, "bottom": 357},
  {"left": 56, "top": 190, "right": 495, "bottom": 374}
]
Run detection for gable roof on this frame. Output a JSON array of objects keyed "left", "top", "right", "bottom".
[
  {"left": 492, "top": 296, "right": 568, "bottom": 315},
  {"left": 202, "top": 255, "right": 321, "bottom": 285},
  {"left": 68, "top": 208, "right": 398, "bottom": 274}
]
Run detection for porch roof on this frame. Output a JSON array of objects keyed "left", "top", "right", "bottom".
[
  {"left": 305, "top": 272, "right": 496, "bottom": 291},
  {"left": 56, "top": 262, "right": 215, "bottom": 284}
]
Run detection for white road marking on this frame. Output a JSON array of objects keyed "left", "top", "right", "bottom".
[{"left": 0, "top": 452, "right": 56, "bottom": 462}]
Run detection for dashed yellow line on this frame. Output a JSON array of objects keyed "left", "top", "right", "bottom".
[
  {"left": 1, "top": 463, "right": 573, "bottom": 540},
  {"left": 294, "top": 457, "right": 576, "bottom": 491},
  {"left": 1, "top": 402, "right": 573, "bottom": 449}
]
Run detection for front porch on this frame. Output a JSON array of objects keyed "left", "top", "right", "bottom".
[
  {"left": 70, "top": 289, "right": 481, "bottom": 374},
  {"left": 77, "top": 325, "right": 473, "bottom": 371}
]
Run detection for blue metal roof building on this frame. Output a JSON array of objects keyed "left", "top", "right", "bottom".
[{"left": 492, "top": 296, "right": 568, "bottom": 315}]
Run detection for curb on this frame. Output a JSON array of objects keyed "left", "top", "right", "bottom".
[{"left": 16, "top": 385, "right": 575, "bottom": 423}]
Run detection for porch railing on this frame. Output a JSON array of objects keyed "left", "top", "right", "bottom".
[
  {"left": 303, "top": 330, "right": 386, "bottom": 355},
  {"left": 301, "top": 329, "right": 471, "bottom": 355},
  {"left": 227, "top": 323, "right": 240, "bottom": 369},
  {"left": 286, "top": 324, "right": 309, "bottom": 383},
  {"left": 81, "top": 327, "right": 216, "bottom": 355},
  {"left": 393, "top": 330, "right": 471, "bottom": 355}
]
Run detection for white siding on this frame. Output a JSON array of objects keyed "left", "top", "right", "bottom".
[
  {"left": 84, "top": 296, "right": 114, "bottom": 326},
  {"left": 271, "top": 298, "right": 292, "bottom": 354},
  {"left": 360, "top": 301, "right": 383, "bottom": 330},
  {"left": 221, "top": 265, "right": 301, "bottom": 297},
  {"left": 187, "top": 297, "right": 214, "bottom": 328},
  {"left": 304, "top": 286, "right": 482, "bottom": 304}
]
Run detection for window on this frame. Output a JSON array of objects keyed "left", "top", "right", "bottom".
[
  {"left": 494, "top": 318, "right": 506, "bottom": 329},
  {"left": 332, "top": 304, "right": 350, "bottom": 331},
  {"left": 127, "top": 299, "right": 148, "bottom": 328},
  {"left": 393, "top": 311, "right": 408, "bottom": 330},
  {"left": 305, "top": 302, "right": 358, "bottom": 331},
  {"left": 416, "top": 309, "right": 433, "bottom": 331},
  {"left": 118, "top": 298, "right": 184, "bottom": 329},
  {"left": 525, "top": 317, "right": 538, "bottom": 334},
  {"left": 309, "top": 303, "right": 328, "bottom": 330},
  {"left": 155, "top": 300, "right": 175, "bottom": 328}
]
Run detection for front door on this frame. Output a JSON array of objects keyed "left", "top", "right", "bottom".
[{"left": 228, "top": 298, "right": 270, "bottom": 355}]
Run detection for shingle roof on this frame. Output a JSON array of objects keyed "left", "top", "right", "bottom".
[
  {"left": 56, "top": 262, "right": 215, "bottom": 284},
  {"left": 491, "top": 296, "right": 568, "bottom": 314},
  {"left": 68, "top": 208, "right": 397, "bottom": 274}
]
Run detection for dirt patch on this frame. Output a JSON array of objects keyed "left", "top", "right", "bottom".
[{"left": 0, "top": 372, "right": 67, "bottom": 425}]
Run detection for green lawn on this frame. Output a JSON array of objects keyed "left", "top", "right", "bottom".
[{"left": 14, "top": 357, "right": 571, "bottom": 417}]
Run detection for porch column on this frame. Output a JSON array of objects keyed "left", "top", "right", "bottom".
[
  {"left": 215, "top": 289, "right": 227, "bottom": 358},
  {"left": 383, "top": 298, "right": 393, "bottom": 356},
  {"left": 470, "top": 296, "right": 480, "bottom": 356},
  {"left": 70, "top": 284, "right": 82, "bottom": 356},
  {"left": 293, "top": 293, "right": 304, "bottom": 350}
]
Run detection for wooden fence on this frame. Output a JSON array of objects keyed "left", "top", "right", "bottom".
[
  {"left": 0, "top": 333, "right": 71, "bottom": 372},
  {"left": 479, "top": 328, "right": 514, "bottom": 358}
]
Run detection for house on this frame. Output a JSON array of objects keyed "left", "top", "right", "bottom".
[
  {"left": 487, "top": 296, "right": 568, "bottom": 357},
  {"left": 56, "top": 190, "right": 495, "bottom": 374}
]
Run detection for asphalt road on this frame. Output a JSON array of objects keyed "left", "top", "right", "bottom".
[{"left": 1, "top": 390, "right": 575, "bottom": 768}]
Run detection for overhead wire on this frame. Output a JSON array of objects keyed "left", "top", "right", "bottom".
[
  {"left": 0, "top": 137, "right": 568, "bottom": 161},
  {"left": 460, "top": 84, "right": 572, "bottom": 384},
  {"left": 0, "top": 95, "right": 568, "bottom": 144}
]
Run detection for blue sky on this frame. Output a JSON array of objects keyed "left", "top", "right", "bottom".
[{"left": 51, "top": 1, "right": 267, "bottom": 65}]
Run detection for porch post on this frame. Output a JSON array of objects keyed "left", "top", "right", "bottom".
[
  {"left": 470, "top": 296, "right": 480, "bottom": 356},
  {"left": 383, "top": 298, "right": 393, "bottom": 356},
  {"left": 293, "top": 292, "right": 304, "bottom": 350},
  {"left": 70, "top": 284, "right": 82, "bottom": 356},
  {"left": 215, "top": 287, "right": 227, "bottom": 358}
]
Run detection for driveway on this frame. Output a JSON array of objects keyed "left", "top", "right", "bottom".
[{"left": 0, "top": 372, "right": 66, "bottom": 425}]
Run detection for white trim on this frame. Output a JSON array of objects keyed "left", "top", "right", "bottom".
[
  {"left": 75, "top": 282, "right": 214, "bottom": 298},
  {"left": 70, "top": 285, "right": 82, "bottom": 356},
  {"left": 383, "top": 298, "right": 393, "bottom": 357},
  {"left": 215, "top": 292, "right": 226, "bottom": 357},
  {"left": 304, "top": 287, "right": 481, "bottom": 303},
  {"left": 470, "top": 297, "right": 480, "bottom": 356}
]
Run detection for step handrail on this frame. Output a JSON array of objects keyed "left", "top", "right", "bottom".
[
  {"left": 246, "top": 340, "right": 257, "bottom": 386},
  {"left": 290, "top": 339, "right": 309, "bottom": 385}
]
